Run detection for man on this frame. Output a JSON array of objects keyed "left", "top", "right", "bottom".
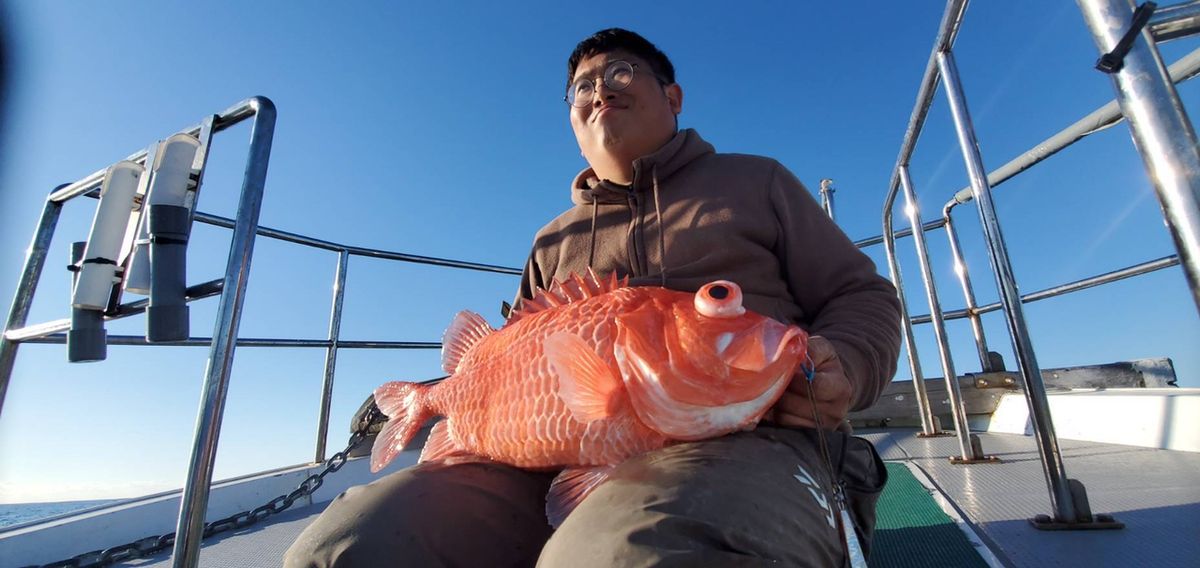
[{"left": 286, "top": 28, "right": 899, "bottom": 568}]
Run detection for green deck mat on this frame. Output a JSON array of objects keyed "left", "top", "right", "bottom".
[{"left": 869, "top": 462, "right": 990, "bottom": 567}]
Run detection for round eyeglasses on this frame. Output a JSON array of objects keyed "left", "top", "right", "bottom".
[{"left": 565, "top": 60, "right": 654, "bottom": 108}]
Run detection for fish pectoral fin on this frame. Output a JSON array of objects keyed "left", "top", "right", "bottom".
[
  {"left": 545, "top": 332, "right": 622, "bottom": 423},
  {"left": 441, "top": 310, "right": 494, "bottom": 374},
  {"left": 546, "top": 465, "right": 615, "bottom": 528}
]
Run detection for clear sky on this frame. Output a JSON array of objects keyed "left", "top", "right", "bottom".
[{"left": 0, "top": 1, "right": 1197, "bottom": 503}]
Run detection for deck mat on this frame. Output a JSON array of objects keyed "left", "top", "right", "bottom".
[
  {"left": 859, "top": 429, "right": 1200, "bottom": 567},
  {"left": 870, "top": 462, "right": 990, "bottom": 567}
]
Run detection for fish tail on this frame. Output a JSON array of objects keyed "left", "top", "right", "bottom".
[{"left": 370, "top": 381, "right": 433, "bottom": 472}]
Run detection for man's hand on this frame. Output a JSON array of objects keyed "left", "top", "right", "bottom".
[{"left": 762, "top": 336, "right": 852, "bottom": 430}]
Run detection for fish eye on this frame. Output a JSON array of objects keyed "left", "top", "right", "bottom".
[{"left": 695, "top": 281, "right": 745, "bottom": 318}]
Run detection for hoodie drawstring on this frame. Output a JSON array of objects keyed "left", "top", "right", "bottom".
[
  {"left": 652, "top": 165, "right": 667, "bottom": 287},
  {"left": 588, "top": 200, "right": 598, "bottom": 269},
  {"left": 583, "top": 165, "right": 668, "bottom": 285}
]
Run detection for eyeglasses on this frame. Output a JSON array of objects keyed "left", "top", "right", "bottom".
[{"left": 565, "top": 60, "right": 663, "bottom": 108}]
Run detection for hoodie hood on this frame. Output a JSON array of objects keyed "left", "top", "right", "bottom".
[{"left": 571, "top": 129, "right": 716, "bottom": 205}]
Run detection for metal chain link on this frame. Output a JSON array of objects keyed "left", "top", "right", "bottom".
[{"left": 27, "top": 406, "right": 384, "bottom": 568}]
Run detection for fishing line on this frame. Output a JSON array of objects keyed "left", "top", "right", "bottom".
[{"left": 803, "top": 352, "right": 867, "bottom": 568}]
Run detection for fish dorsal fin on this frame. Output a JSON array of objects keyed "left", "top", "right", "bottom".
[
  {"left": 546, "top": 465, "right": 615, "bottom": 528},
  {"left": 508, "top": 269, "right": 627, "bottom": 324},
  {"left": 545, "top": 332, "right": 624, "bottom": 423},
  {"left": 442, "top": 310, "right": 494, "bottom": 374}
]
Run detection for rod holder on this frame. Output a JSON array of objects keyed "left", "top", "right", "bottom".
[
  {"left": 126, "top": 134, "right": 201, "bottom": 299},
  {"left": 147, "top": 204, "right": 192, "bottom": 341},
  {"left": 73, "top": 161, "right": 143, "bottom": 310},
  {"left": 67, "top": 242, "right": 106, "bottom": 363},
  {"left": 68, "top": 161, "right": 143, "bottom": 362}
]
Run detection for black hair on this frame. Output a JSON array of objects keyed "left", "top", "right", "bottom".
[{"left": 566, "top": 28, "right": 675, "bottom": 88}]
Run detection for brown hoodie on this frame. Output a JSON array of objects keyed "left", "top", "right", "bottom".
[{"left": 517, "top": 129, "right": 901, "bottom": 411}]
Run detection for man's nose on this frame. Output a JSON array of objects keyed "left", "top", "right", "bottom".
[{"left": 591, "top": 82, "right": 618, "bottom": 106}]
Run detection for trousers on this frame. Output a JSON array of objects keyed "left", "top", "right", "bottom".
[{"left": 284, "top": 426, "right": 886, "bottom": 567}]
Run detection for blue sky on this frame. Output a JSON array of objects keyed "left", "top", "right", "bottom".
[{"left": 0, "top": 2, "right": 1197, "bottom": 503}]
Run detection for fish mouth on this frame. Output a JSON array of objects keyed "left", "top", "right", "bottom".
[{"left": 722, "top": 321, "right": 807, "bottom": 373}]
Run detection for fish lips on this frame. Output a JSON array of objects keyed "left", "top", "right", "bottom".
[{"left": 720, "top": 321, "right": 808, "bottom": 374}]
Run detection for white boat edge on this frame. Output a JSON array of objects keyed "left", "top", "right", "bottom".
[
  {"left": 986, "top": 387, "right": 1200, "bottom": 453},
  {"left": 0, "top": 445, "right": 420, "bottom": 567}
]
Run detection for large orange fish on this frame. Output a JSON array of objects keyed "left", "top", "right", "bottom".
[{"left": 370, "top": 270, "right": 808, "bottom": 525}]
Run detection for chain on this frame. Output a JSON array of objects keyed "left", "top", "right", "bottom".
[{"left": 27, "top": 406, "right": 385, "bottom": 568}]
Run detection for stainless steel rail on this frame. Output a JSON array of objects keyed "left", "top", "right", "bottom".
[
  {"left": 881, "top": 0, "right": 969, "bottom": 438},
  {"left": 1151, "top": 0, "right": 1200, "bottom": 42},
  {"left": 854, "top": 219, "right": 946, "bottom": 248},
  {"left": 188, "top": 210, "right": 521, "bottom": 465},
  {"left": 194, "top": 212, "right": 521, "bottom": 274},
  {"left": 940, "top": 45, "right": 1080, "bottom": 522},
  {"left": 899, "top": 165, "right": 974, "bottom": 453},
  {"left": 940, "top": 208, "right": 995, "bottom": 371},
  {"left": 1, "top": 95, "right": 526, "bottom": 567},
  {"left": 1078, "top": 0, "right": 1200, "bottom": 317},
  {"left": 2, "top": 280, "right": 225, "bottom": 342},
  {"left": 909, "top": 255, "right": 1180, "bottom": 324},
  {"left": 316, "top": 250, "right": 349, "bottom": 463},
  {"left": 0, "top": 197, "right": 62, "bottom": 417},
  {"left": 936, "top": 48, "right": 1200, "bottom": 370},
  {"left": 941, "top": 47, "right": 1200, "bottom": 210},
  {"left": 819, "top": 179, "right": 837, "bottom": 221},
  {"left": 172, "top": 96, "right": 277, "bottom": 568},
  {"left": 18, "top": 334, "right": 441, "bottom": 349},
  {"left": 877, "top": 0, "right": 1155, "bottom": 524}
]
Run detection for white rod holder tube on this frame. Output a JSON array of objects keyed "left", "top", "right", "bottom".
[{"left": 73, "top": 161, "right": 144, "bottom": 310}]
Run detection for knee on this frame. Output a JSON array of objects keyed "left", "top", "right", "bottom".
[
  {"left": 282, "top": 470, "right": 447, "bottom": 567},
  {"left": 284, "top": 462, "right": 554, "bottom": 568}
]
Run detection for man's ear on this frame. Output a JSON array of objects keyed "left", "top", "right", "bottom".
[{"left": 665, "top": 83, "right": 683, "bottom": 115}]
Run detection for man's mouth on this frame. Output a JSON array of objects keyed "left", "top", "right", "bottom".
[{"left": 593, "top": 105, "right": 623, "bottom": 121}]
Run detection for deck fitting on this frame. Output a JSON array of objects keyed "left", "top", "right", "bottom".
[{"left": 949, "top": 454, "right": 1001, "bottom": 464}]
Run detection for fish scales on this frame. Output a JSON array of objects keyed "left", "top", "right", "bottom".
[{"left": 432, "top": 288, "right": 662, "bottom": 468}]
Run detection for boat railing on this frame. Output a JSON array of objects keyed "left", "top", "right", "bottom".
[
  {"left": 854, "top": 0, "right": 1200, "bottom": 532},
  {"left": 4, "top": 3, "right": 1198, "bottom": 564},
  {"left": 0, "top": 95, "right": 525, "bottom": 567}
]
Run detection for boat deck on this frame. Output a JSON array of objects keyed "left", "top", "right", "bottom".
[
  {"left": 857, "top": 429, "right": 1200, "bottom": 567},
  {"left": 127, "top": 429, "right": 1200, "bottom": 567}
]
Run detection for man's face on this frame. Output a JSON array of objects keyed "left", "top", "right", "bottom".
[{"left": 569, "top": 50, "right": 682, "bottom": 170}]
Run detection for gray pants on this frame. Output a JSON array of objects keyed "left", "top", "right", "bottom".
[{"left": 284, "top": 426, "right": 886, "bottom": 567}]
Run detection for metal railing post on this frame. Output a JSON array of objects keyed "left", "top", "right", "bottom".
[
  {"left": 898, "top": 167, "right": 990, "bottom": 460},
  {"left": 937, "top": 50, "right": 1082, "bottom": 522},
  {"left": 1149, "top": 0, "right": 1200, "bottom": 42},
  {"left": 882, "top": 194, "right": 943, "bottom": 436},
  {"left": 877, "top": 0, "right": 970, "bottom": 437},
  {"left": 0, "top": 194, "right": 64, "bottom": 418},
  {"left": 315, "top": 249, "right": 350, "bottom": 463},
  {"left": 819, "top": 178, "right": 837, "bottom": 222},
  {"left": 172, "top": 97, "right": 276, "bottom": 568},
  {"left": 942, "top": 203, "right": 996, "bottom": 371},
  {"left": 1078, "top": 0, "right": 1200, "bottom": 317}
]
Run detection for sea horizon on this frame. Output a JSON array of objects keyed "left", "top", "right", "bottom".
[{"left": 0, "top": 498, "right": 123, "bottom": 529}]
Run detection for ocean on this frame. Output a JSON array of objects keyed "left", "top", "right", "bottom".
[{"left": 0, "top": 499, "right": 120, "bottom": 529}]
